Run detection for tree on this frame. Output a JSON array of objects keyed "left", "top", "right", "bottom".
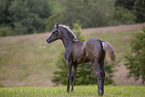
[
  {"left": 115, "top": 0, "right": 134, "bottom": 10},
  {"left": 107, "top": 7, "right": 136, "bottom": 25},
  {"left": 45, "top": 13, "right": 60, "bottom": 31},
  {"left": 9, "top": 0, "right": 51, "bottom": 33},
  {"left": 0, "top": 0, "right": 52, "bottom": 36},
  {"left": 115, "top": 0, "right": 145, "bottom": 23},
  {"left": 52, "top": 23, "right": 115, "bottom": 85},
  {"left": 0, "top": 0, "right": 13, "bottom": 25},
  {"left": 133, "top": 0, "right": 145, "bottom": 22},
  {"left": 124, "top": 27, "right": 145, "bottom": 85},
  {"left": 46, "top": 0, "right": 107, "bottom": 30}
]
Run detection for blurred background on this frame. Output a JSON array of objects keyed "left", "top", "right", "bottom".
[{"left": 0, "top": 0, "right": 145, "bottom": 87}]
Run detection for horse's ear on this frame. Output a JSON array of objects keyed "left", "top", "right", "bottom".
[{"left": 55, "top": 23, "right": 59, "bottom": 29}]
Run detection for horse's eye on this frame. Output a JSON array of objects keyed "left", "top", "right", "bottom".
[{"left": 52, "top": 32, "right": 55, "bottom": 34}]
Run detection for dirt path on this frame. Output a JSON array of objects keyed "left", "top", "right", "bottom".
[{"left": 83, "top": 23, "right": 145, "bottom": 34}]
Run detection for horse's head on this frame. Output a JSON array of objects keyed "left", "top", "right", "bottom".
[{"left": 46, "top": 23, "right": 62, "bottom": 44}]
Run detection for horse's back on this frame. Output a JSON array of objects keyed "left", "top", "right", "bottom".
[
  {"left": 73, "top": 38, "right": 103, "bottom": 63},
  {"left": 84, "top": 38, "right": 102, "bottom": 61}
]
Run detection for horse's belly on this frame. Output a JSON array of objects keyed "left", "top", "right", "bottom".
[
  {"left": 76, "top": 57, "right": 90, "bottom": 64},
  {"left": 74, "top": 46, "right": 91, "bottom": 63}
]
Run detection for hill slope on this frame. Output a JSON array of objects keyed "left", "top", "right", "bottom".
[{"left": 0, "top": 23, "right": 145, "bottom": 86}]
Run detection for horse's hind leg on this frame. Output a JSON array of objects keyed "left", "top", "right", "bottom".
[
  {"left": 99, "top": 63, "right": 105, "bottom": 94},
  {"left": 71, "top": 63, "right": 78, "bottom": 92},
  {"left": 92, "top": 59, "right": 104, "bottom": 96},
  {"left": 66, "top": 61, "right": 72, "bottom": 93},
  {"left": 99, "top": 51, "right": 106, "bottom": 94},
  {"left": 101, "top": 64, "right": 105, "bottom": 94}
]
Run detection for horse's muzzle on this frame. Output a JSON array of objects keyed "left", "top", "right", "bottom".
[{"left": 46, "top": 39, "right": 51, "bottom": 44}]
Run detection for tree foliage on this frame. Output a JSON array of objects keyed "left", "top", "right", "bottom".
[
  {"left": 46, "top": 0, "right": 136, "bottom": 31},
  {"left": 115, "top": 0, "right": 134, "bottom": 10},
  {"left": 107, "top": 7, "right": 135, "bottom": 25},
  {"left": 115, "top": 0, "right": 145, "bottom": 23},
  {"left": 0, "top": 0, "right": 51, "bottom": 36},
  {"left": 46, "top": 0, "right": 107, "bottom": 31},
  {"left": 45, "top": 13, "right": 60, "bottom": 31},
  {"left": 52, "top": 23, "right": 115, "bottom": 85},
  {"left": 124, "top": 27, "right": 145, "bottom": 84}
]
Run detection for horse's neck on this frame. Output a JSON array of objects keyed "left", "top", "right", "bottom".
[
  {"left": 60, "top": 29, "right": 76, "bottom": 49},
  {"left": 60, "top": 30, "right": 73, "bottom": 49},
  {"left": 61, "top": 36, "right": 74, "bottom": 49}
]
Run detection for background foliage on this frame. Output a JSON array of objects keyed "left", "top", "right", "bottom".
[
  {"left": 124, "top": 27, "right": 145, "bottom": 84},
  {"left": 0, "top": 0, "right": 51, "bottom": 36},
  {"left": 115, "top": 0, "right": 145, "bottom": 23},
  {"left": 46, "top": 0, "right": 139, "bottom": 31},
  {"left": 1, "top": 0, "right": 145, "bottom": 36}
]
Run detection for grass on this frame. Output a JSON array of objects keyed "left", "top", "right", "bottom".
[
  {"left": 0, "top": 33, "right": 63, "bottom": 86},
  {"left": 0, "top": 85, "right": 145, "bottom": 97},
  {"left": 0, "top": 24, "right": 144, "bottom": 86}
]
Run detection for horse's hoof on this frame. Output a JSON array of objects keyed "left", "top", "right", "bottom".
[{"left": 98, "top": 92, "right": 104, "bottom": 96}]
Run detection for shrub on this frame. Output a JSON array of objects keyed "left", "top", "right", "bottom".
[
  {"left": 45, "top": 13, "right": 60, "bottom": 31},
  {"left": 0, "top": 26, "right": 14, "bottom": 36},
  {"left": 124, "top": 27, "right": 145, "bottom": 85}
]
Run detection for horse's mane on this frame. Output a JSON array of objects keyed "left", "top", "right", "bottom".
[{"left": 59, "top": 24, "right": 77, "bottom": 39}]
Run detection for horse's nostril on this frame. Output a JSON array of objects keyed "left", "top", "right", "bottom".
[{"left": 46, "top": 39, "right": 49, "bottom": 43}]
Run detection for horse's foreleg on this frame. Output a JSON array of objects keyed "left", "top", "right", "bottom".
[
  {"left": 92, "top": 60, "right": 103, "bottom": 96},
  {"left": 66, "top": 61, "right": 72, "bottom": 93},
  {"left": 71, "top": 63, "right": 78, "bottom": 92}
]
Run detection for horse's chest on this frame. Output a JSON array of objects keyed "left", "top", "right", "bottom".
[{"left": 64, "top": 48, "right": 74, "bottom": 61}]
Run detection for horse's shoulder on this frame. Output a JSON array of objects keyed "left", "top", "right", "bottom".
[{"left": 64, "top": 46, "right": 74, "bottom": 60}]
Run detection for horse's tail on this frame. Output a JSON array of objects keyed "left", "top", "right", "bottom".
[{"left": 102, "top": 42, "right": 116, "bottom": 62}]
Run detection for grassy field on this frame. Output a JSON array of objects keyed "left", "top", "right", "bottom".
[
  {"left": 0, "top": 23, "right": 145, "bottom": 86},
  {"left": 0, "top": 85, "right": 145, "bottom": 97}
]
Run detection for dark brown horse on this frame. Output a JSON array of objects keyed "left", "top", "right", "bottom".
[{"left": 46, "top": 23, "right": 116, "bottom": 96}]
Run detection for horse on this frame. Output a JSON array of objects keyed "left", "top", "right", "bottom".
[{"left": 46, "top": 23, "right": 116, "bottom": 96}]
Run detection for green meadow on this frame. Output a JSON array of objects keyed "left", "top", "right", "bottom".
[{"left": 0, "top": 85, "right": 145, "bottom": 97}]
